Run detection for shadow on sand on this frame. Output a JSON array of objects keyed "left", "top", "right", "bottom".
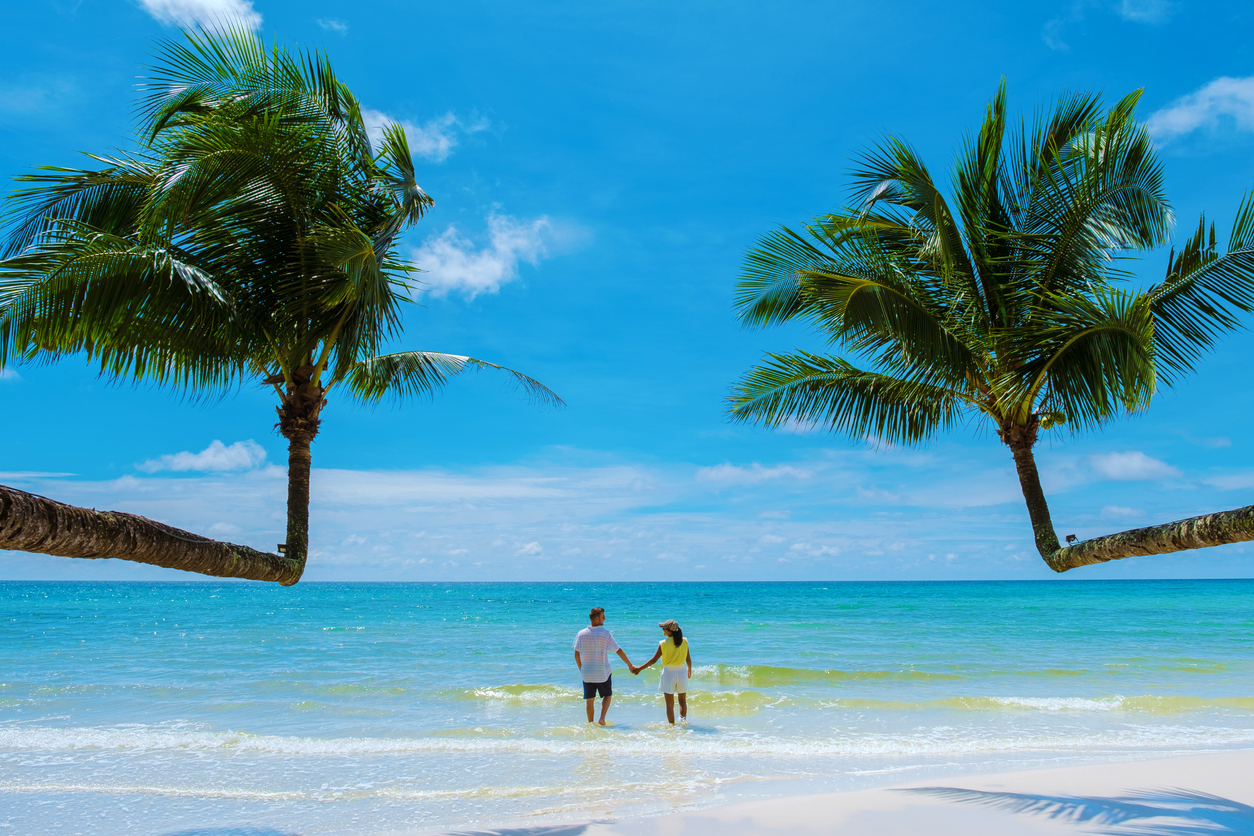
[
  {"left": 901, "top": 787, "right": 1254, "bottom": 834},
  {"left": 435, "top": 828, "right": 591, "bottom": 836},
  {"left": 161, "top": 829, "right": 302, "bottom": 836}
]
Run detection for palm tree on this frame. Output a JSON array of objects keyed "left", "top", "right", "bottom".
[
  {"left": 0, "top": 28, "right": 558, "bottom": 584},
  {"left": 729, "top": 86, "right": 1254, "bottom": 572}
]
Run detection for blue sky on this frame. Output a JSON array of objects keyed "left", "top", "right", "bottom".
[{"left": 4, "top": 0, "right": 1254, "bottom": 581}]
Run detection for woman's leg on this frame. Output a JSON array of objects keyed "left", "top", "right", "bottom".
[
  {"left": 677, "top": 692, "right": 687, "bottom": 720},
  {"left": 664, "top": 693, "right": 676, "bottom": 724}
]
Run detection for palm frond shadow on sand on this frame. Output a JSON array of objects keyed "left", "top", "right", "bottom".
[
  {"left": 901, "top": 787, "right": 1254, "bottom": 834},
  {"left": 435, "top": 827, "right": 590, "bottom": 836}
]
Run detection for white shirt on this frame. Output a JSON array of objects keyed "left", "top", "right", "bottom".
[{"left": 573, "top": 625, "right": 619, "bottom": 682}]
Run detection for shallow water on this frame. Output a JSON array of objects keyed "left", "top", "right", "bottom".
[{"left": 2, "top": 580, "right": 1253, "bottom": 834}]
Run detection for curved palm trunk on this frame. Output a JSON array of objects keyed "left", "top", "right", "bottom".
[
  {"left": 1003, "top": 421, "right": 1254, "bottom": 572},
  {"left": 1002, "top": 422, "right": 1063, "bottom": 559},
  {"left": 0, "top": 483, "right": 302, "bottom": 583}
]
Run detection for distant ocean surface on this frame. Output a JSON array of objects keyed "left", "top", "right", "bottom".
[{"left": 2, "top": 580, "right": 1253, "bottom": 835}]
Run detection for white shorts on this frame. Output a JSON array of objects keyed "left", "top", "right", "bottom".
[{"left": 659, "top": 666, "right": 689, "bottom": 694}]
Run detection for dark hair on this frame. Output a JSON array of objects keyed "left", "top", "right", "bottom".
[
  {"left": 590, "top": 607, "right": 605, "bottom": 620},
  {"left": 671, "top": 626, "right": 683, "bottom": 647}
]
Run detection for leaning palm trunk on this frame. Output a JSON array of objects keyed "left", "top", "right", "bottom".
[
  {"left": 1001, "top": 423, "right": 1063, "bottom": 558},
  {"left": 0, "top": 483, "right": 303, "bottom": 584},
  {"left": 1004, "top": 434, "right": 1254, "bottom": 572},
  {"left": 1046, "top": 506, "right": 1254, "bottom": 571}
]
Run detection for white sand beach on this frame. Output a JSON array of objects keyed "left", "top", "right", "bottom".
[{"left": 420, "top": 750, "right": 1254, "bottom": 836}]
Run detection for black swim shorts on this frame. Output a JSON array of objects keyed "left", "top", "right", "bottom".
[{"left": 582, "top": 676, "right": 612, "bottom": 699}]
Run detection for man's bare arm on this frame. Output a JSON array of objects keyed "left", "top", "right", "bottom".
[{"left": 574, "top": 650, "right": 581, "bottom": 670}]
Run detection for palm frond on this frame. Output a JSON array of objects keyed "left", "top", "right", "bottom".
[
  {"left": 1148, "top": 195, "right": 1254, "bottom": 382},
  {"left": 1004, "top": 288, "right": 1156, "bottom": 430},
  {"left": 729, "top": 351, "right": 969, "bottom": 445},
  {"left": 342, "top": 350, "right": 563, "bottom": 407}
]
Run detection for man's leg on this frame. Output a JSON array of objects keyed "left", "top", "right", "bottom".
[
  {"left": 598, "top": 695, "right": 611, "bottom": 725},
  {"left": 678, "top": 692, "right": 687, "bottom": 720},
  {"left": 664, "top": 693, "right": 676, "bottom": 724},
  {"left": 585, "top": 697, "right": 595, "bottom": 723}
]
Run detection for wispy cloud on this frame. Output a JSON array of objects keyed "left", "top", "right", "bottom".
[
  {"left": 0, "top": 368, "right": 21, "bottom": 383},
  {"left": 0, "top": 76, "right": 74, "bottom": 115},
  {"left": 1089, "top": 451, "right": 1181, "bottom": 481},
  {"left": 137, "top": 0, "right": 262, "bottom": 30},
  {"left": 316, "top": 17, "right": 347, "bottom": 33},
  {"left": 1147, "top": 77, "right": 1254, "bottom": 141},
  {"left": 1101, "top": 504, "right": 1146, "bottom": 519},
  {"left": 1043, "top": 0, "right": 1172, "bottom": 51},
  {"left": 361, "top": 109, "right": 487, "bottom": 163},
  {"left": 1116, "top": 0, "right": 1172, "bottom": 23},
  {"left": 411, "top": 213, "right": 566, "bottom": 299},
  {"left": 1204, "top": 472, "right": 1254, "bottom": 491},
  {"left": 775, "top": 417, "right": 823, "bottom": 435},
  {"left": 695, "top": 462, "right": 812, "bottom": 485},
  {"left": 1042, "top": 2, "right": 1084, "bottom": 51},
  {"left": 137, "top": 440, "right": 268, "bottom": 473}
]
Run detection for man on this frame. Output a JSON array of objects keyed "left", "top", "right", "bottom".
[{"left": 573, "top": 606, "right": 635, "bottom": 725}]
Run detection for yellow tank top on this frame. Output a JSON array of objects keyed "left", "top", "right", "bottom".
[{"left": 660, "top": 637, "right": 688, "bottom": 667}]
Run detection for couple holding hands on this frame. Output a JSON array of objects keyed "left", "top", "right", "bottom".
[{"left": 573, "top": 607, "right": 693, "bottom": 726}]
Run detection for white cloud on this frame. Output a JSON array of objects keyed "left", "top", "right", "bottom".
[
  {"left": 776, "top": 417, "right": 823, "bottom": 435},
  {"left": 1116, "top": 0, "right": 1172, "bottom": 23},
  {"left": 411, "top": 213, "right": 552, "bottom": 299},
  {"left": 790, "top": 542, "right": 841, "bottom": 557},
  {"left": 1147, "top": 77, "right": 1254, "bottom": 140},
  {"left": 1101, "top": 505, "right": 1146, "bottom": 520},
  {"left": 316, "top": 18, "right": 347, "bottom": 32},
  {"left": 515, "top": 542, "right": 543, "bottom": 556},
  {"left": 361, "top": 109, "right": 487, "bottom": 163},
  {"left": 1045, "top": 0, "right": 1171, "bottom": 51},
  {"left": 137, "top": 0, "right": 262, "bottom": 30},
  {"left": 695, "top": 462, "right": 812, "bottom": 485},
  {"left": 0, "top": 368, "right": 21, "bottom": 383},
  {"left": 1089, "top": 451, "right": 1181, "bottom": 481},
  {"left": 138, "top": 440, "right": 268, "bottom": 473},
  {"left": 0, "top": 77, "right": 75, "bottom": 115},
  {"left": 1204, "top": 473, "right": 1254, "bottom": 491}
]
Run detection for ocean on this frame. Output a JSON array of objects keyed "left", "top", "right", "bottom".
[{"left": 2, "top": 580, "right": 1253, "bottom": 835}]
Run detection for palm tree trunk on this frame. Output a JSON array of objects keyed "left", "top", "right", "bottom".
[
  {"left": 275, "top": 365, "right": 325, "bottom": 568},
  {"left": 285, "top": 431, "right": 312, "bottom": 566},
  {"left": 0, "top": 483, "right": 303, "bottom": 584},
  {"left": 1002, "top": 422, "right": 1063, "bottom": 559},
  {"left": 1047, "top": 506, "right": 1254, "bottom": 571}
]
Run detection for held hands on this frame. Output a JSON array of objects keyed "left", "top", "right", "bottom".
[{"left": 629, "top": 664, "right": 640, "bottom": 675}]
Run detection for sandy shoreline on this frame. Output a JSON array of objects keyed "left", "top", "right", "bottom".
[{"left": 418, "top": 749, "right": 1254, "bottom": 835}]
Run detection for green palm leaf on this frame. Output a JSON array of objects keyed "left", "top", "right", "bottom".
[
  {"left": 343, "top": 351, "right": 563, "bottom": 407},
  {"left": 730, "top": 351, "right": 967, "bottom": 445}
]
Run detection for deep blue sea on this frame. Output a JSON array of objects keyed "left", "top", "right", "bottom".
[{"left": 2, "top": 580, "right": 1253, "bottom": 835}]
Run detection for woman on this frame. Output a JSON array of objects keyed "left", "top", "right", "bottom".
[{"left": 634, "top": 619, "right": 692, "bottom": 724}]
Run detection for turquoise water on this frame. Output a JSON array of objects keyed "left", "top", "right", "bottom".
[{"left": 2, "top": 580, "right": 1253, "bottom": 834}]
